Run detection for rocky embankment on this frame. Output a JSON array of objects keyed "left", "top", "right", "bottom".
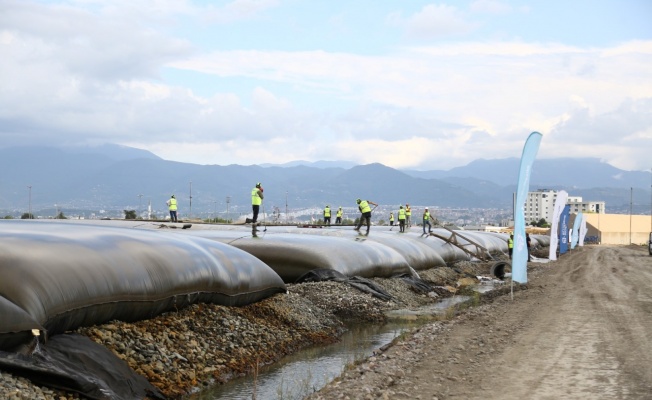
[{"left": 0, "top": 252, "right": 531, "bottom": 399}]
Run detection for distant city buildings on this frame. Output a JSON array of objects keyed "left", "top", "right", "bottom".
[{"left": 525, "top": 189, "right": 605, "bottom": 223}]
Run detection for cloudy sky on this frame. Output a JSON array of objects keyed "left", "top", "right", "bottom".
[{"left": 1, "top": 0, "right": 651, "bottom": 171}]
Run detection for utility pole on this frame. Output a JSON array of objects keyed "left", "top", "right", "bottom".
[
  {"left": 213, "top": 201, "right": 217, "bottom": 223},
  {"left": 189, "top": 181, "right": 192, "bottom": 219},
  {"left": 286, "top": 191, "right": 288, "bottom": 224},
  {"left": 629, "top": 187, "right": 633, "bottom": 245},
  {"left": 27, "top": 185, "right": 32, "bottom": 219},
  {"left": 226, "top": 196, "right": 230, "bottom": 223}
]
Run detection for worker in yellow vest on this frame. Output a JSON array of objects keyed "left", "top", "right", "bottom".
[
  {"left": 422, "top": 207, "right": 433, "bottom": 234},
  {"left": 166, "top": 195, "right": 178, "bottom": 222},
  {"left": 335, "top": 207, "right": 343, "bottom": 224},
  {"left": 405, "top": 204, "right": 412, "bottom": 228},
  {"left": 389, "top": 212, "right": 394, "bottom": 226},
  {"left": 323, "top": 205, "right": 331, "bottom": 226},
  {"left": 398, "top": 205, "right": 406, "bottom": 233},
  {"left": 508, "top": 233, "right": 514, "bottom": 259},
  {"left": 354, "top": 198, "right": 378, "bottom": 235},
  {"left": 251, "top": 183, "right": 264, "bottom": 225}
]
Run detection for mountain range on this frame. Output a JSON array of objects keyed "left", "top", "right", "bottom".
[{"left": 1, "top": 145, "right": 650, "bottom": 217}]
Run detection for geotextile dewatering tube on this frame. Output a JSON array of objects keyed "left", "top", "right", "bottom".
[{"left": 0, "top": 220, "right": 286, "bottom": 352}]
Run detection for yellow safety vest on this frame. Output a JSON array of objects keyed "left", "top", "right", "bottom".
[
  {"left": 398, "top": 209, "right": 406, "bottom": 220},
  {"left": 168, "top": 198, "right": 177, "bottom": 211},
  {"left": 324, "top": 207, "right": 331, "bottom": 217},
  {"left": 389, "top": 213, "right": 394, "bottom": 221},
  {"left": 406, "top": 206, "right": 411, "bottom": 216},
  {"left": 251, "top": 188, "right": 262, "bottom": 206},
  {"left": 424, "top": 211, "right": 430, "bottom": 220},
  {"left": 359, "top": 200, "right": 371, "bottom": 213},
  {"left": 336, "top": 209, "right": 343, "bottom": 217},
  {"left": 508, "top": 237, "right": 514, "bottom": 248}
]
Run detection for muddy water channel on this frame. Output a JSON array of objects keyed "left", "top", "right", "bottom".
[{"left": 191, "top": 295, "right": 476, "bottom": 399}]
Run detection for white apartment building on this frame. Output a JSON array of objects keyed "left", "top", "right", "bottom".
[
  {"left": 524, "top": 189, "right": 557, "bottom": 223},
  {"left": 523, "top": 189, "right": 605, "bottom": 223}
]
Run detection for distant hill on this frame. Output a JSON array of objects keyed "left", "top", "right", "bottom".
[
  {"left": 61, "top": 143, "right": 161, "bottom": 161},
  {"left": 403, "top": 157, "right": 650, "bottom": 189},
  {"left": 260, "top": 160, "right": 357, "bottom": 169},
  {"left": 1, "top": 145, "right": 650, "bottom": 217}
]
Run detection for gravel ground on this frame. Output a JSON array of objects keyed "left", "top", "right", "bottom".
[{"left": 0, "top": 254, "right": 514, "bottom": 399}]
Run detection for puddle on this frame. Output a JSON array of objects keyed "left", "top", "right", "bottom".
[
  {"left": 189, "top": 284, "right": 500, "bottom": 399},
  {"left": 475, "top": 280, "right": 505, "bottom": 293},
  {"left": 385, "top": 295, "right": 471, "bottom": 320},
  {"left": 188, "top": 322, "right": 421, "bottom": 400}
]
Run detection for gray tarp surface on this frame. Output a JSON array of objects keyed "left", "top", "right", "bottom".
[
  {"left": 177, "top": 229, "right": 413, "bottom": 282},
  {"left": 0, "top": 220, "right": 286, "bottom": 351}
]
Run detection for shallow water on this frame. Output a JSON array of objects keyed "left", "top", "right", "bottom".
[
  {"left": 190, "top": 321, "right": 422, "bottom": 399},
  {"left": 189, "top": 286, "right": 497, "bottom": 399},
  {"left": 385, "top": 294, "right": 472, "bottom": 320}
]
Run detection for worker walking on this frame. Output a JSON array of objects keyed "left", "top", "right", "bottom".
[
  {"left": 335, "top": 207, "right": 343, "bottom": 224},
  {"left": 398, "top": 205, "right": 406, "bottom": 233},
  {"left": 405, "top": 204, "right": 412, "bottom": 228},
  {"left": 422, "top": 207, "right": 433, "bottom": 235},
  {"left": 354, "top": 198, "right": 378, "bottom": 235},
  {"left": 166, "top": 195, "right": 178, "bottom": 222},
  {"left": 389, "top": 212, "right": 394, "bottom": 226},
  {"left": 323, "top": 205, "right": 331, "bottom": 226},
  {"left": 251, "top": 182, "right": 264, "bottom": 225},
  {"left": 508, "top": 233, "right": 514, "bottom": 259}
]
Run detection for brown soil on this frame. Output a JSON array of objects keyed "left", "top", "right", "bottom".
[{"left": 308, "top": 245, "right": 652, "bottom": 399}]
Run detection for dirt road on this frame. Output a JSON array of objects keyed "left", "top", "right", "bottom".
[{"left": 309, "top": 245, "right": 652, "bottom": 400}]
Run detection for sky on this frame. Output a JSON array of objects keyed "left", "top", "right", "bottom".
[{"left": 1, "top": 0, "right": 651, "bottom": 171}]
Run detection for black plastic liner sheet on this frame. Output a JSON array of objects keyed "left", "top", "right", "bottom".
[
  {"left": 0, "top": 333, "right": 165, "bottom": 400},
  {"left": 295, "top": 269, "right": 393, "bottom": 301}
]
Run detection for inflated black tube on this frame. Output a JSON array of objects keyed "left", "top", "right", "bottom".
[
  {"left": 460, "top": 231, "right": 509, "bottom": 252},
  {"left": 0, "top": 221, "right": 286, "bottom": 351},
  {"left": 0, "top": 296, "right": 43, "bottom": 351},
  {"left": 427, "top": 228, "right": 495, "bottom": 257},
  {"left": 403, "top": 231, "right": 468, "bottom": 263},
  {"left": 531, "top": 234, "right": 550, "bottom": 247},
  {"left": 363, "top": 232, "right": 446, "bottom": 270},
  {"left": 176, "top": 230, "right": 413, "bottom": 282},
  {"left": 273, "top": 228, "right": 447, "bottom": 271},
  {"left": 212, "top": 225, "right": 463, "bottom": 265}
]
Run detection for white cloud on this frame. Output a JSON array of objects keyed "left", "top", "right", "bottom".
[
  {"left": 389, "top": 4, "right": 478, "bottom": 40},
  {"left": 0, "top": 1, "right": 651, "bottom": 172},
  {"left": 470, "top": 0, "right": 512, "bottom": 15}
]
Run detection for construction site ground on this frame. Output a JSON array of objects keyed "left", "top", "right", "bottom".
[{"left": 308, "top": 244, "right": 652, "bottom": 400}]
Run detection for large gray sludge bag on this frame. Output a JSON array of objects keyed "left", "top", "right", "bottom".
[
  {"left": 262, "top": 227, "right": 449, "bottom": 271},
  {"left": 0, "top": 221, "right": 286, "bottom": 352},
  {"left": 176, "top": 229, "right": 413, "bottom": 282},
  {"left": 451, "top": 230, "right": 508, "bottom": 253},
  {"left": 403, "top": 231, "right": 469, "bottom": 263},
  {"left": 531, "top": 234, "right": 550, "bottom": 247}
]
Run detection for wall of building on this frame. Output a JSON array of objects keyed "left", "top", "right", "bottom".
[{"left": 583, "top": 213, "right": 652, "bottom": 245}]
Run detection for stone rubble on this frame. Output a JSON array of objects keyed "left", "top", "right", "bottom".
[{"left": 0, "top": 254, "right": 528, "bottom": 399}]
